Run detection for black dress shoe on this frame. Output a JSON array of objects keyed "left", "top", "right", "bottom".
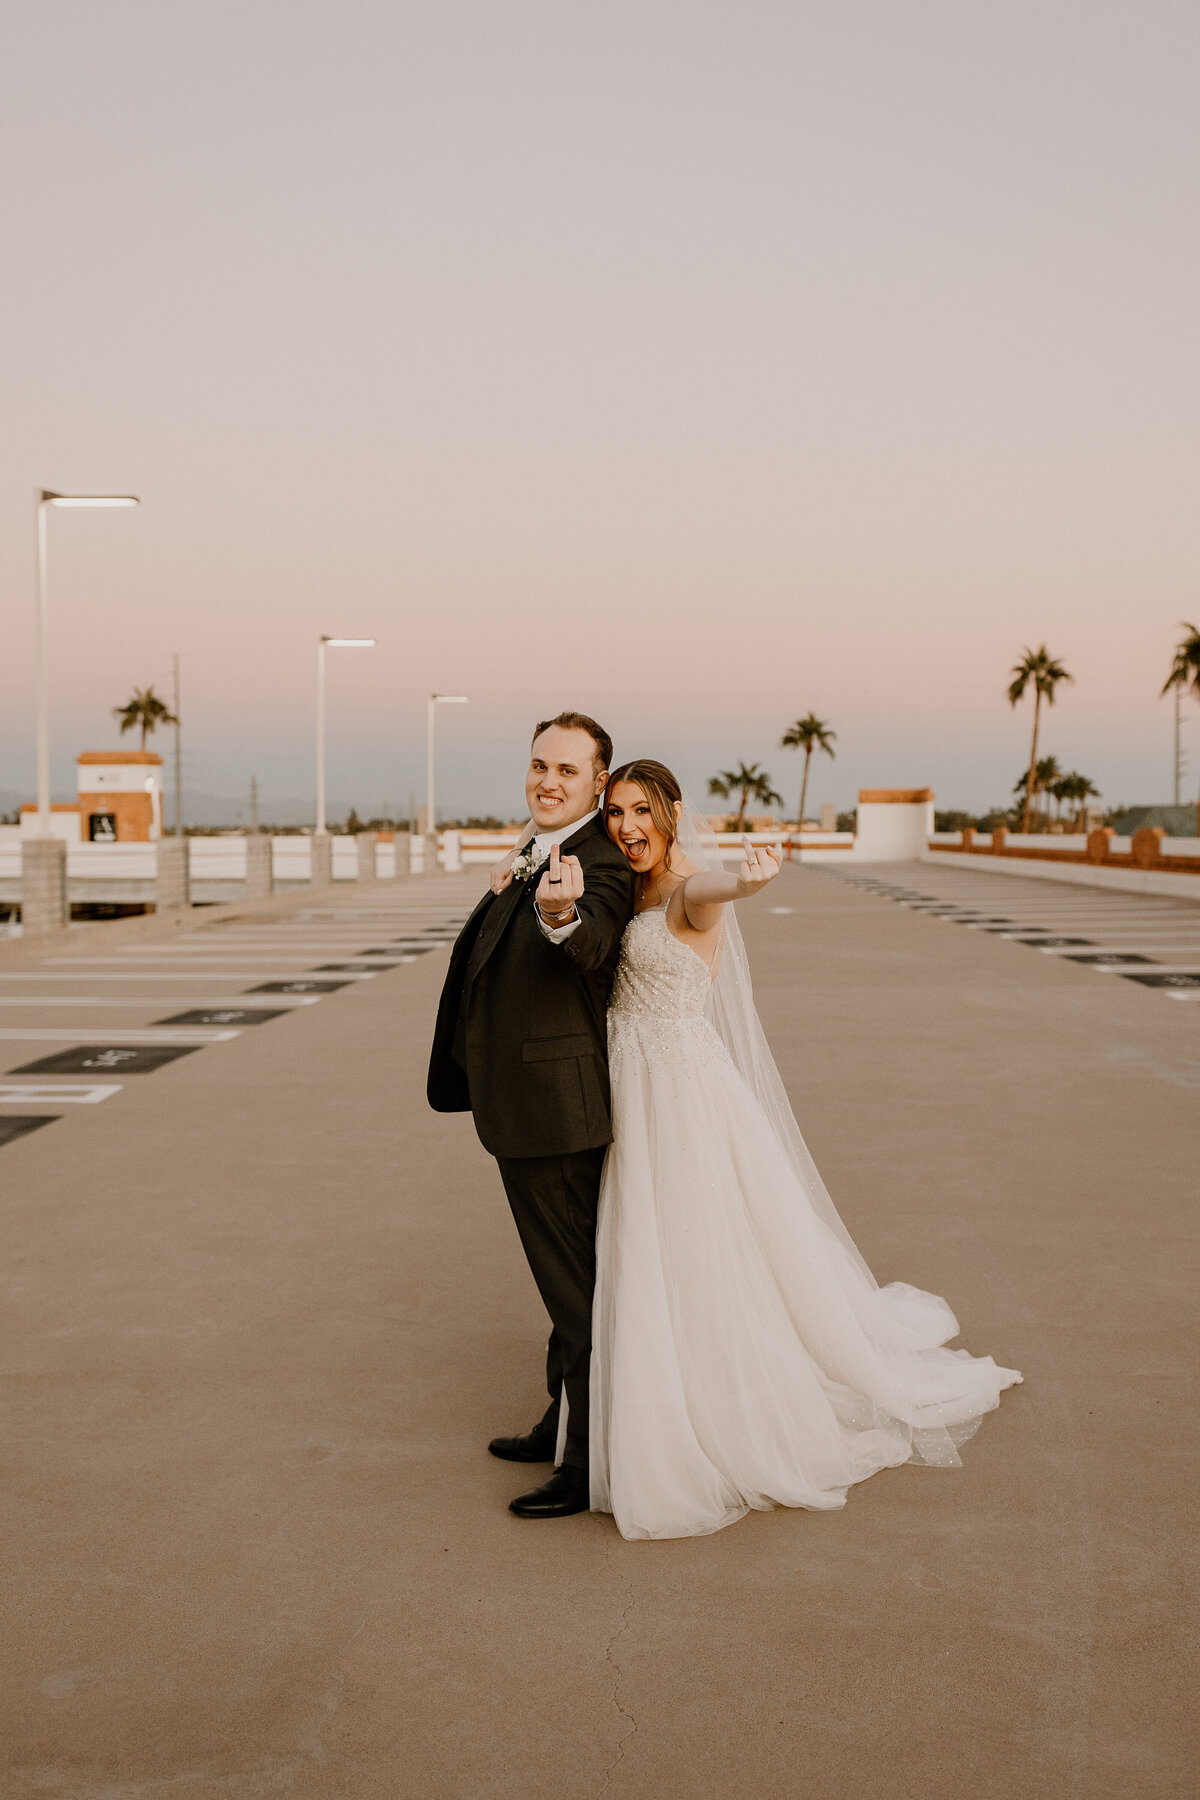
[
  {"left": 509, "top": 1466, "right": 590, "bottom": 1519},
  {"left": 488, "top": 1419, "right": 558, "bottom": 1463}
]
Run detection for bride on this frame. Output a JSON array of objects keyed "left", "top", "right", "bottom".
[{"left": 587, "top": 758, "right": 1021, "bottom": 1541}]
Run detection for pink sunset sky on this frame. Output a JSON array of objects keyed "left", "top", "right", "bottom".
[{"left": 2, "top": 2, "right": 1197, "bottom": 824}]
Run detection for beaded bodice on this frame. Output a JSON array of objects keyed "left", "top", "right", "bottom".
[{"left": 609, "top": 908, "right": 711, "bottom": 1024}]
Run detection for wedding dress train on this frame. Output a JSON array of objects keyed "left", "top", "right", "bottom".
[{"left": 589, "top": 907, "right": 1022, "bottom": 1541}]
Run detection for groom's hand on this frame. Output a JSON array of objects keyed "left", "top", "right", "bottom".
[{"left": 536, "top": 842, "right": 585, "bottom": 922}]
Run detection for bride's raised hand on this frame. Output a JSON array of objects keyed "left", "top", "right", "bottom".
[
  {"left": 490, "top": 852, "right": 517, "bottom": 895},
  {"left": 490, "top": 820, "right": 535, "bottom": 894},
  {"left": 735, "top": 836, "right": 780, "bottom": 897}
]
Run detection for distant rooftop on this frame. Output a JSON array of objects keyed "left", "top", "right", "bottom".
[
  {"left": 77, "top": 750, "right": 164, "bottom": 765},
  {"left": 1109, "top": 804, "right": 1197, "bottom": 837}
]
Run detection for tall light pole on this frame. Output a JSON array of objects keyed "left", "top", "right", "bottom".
[
  {"left": 35, "top": 490, "right": 139, "bottom": 833},
  {"left": 171, "top": 651, "right": 183, "bottom": 835},
  {"left": 427, "top": 693, "right": 469, "bottom": 837},
  {"left": 316, "top": 636, "right": 376, "bottom": 834}
]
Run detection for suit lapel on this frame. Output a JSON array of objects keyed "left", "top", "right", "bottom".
[
  {"left": 467, "top": 815, "right": 605, "bottom": 982},
  {"left": 464, "top": 864, "right": 537, "bottom": 983},
  {"left": 559, "top": 814, "right": 603, "bottom": 856}
]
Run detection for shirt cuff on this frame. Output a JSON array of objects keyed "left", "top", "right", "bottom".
[{"left": 536, "top": 907, "right": 581, "bottom": 944}]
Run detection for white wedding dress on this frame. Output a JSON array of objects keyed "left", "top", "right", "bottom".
[{"left": 589, "top": 905, "right": 1022, "bottom": 1541}]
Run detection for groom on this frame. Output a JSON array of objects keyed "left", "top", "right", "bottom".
[{"left": 428, "top": 711, "right": 635, "bottom": 1518}]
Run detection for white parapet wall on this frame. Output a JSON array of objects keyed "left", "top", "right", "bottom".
[
  {"left": 854, "top": 789, "right": 935, "bottom": 861},
  {"left": 0, "top": 832, "right": 406, "bottom": 913},
  {"left": 455, "top": 828, "right": 858, "bottom": 868},
  {"left": 922, "top": 847, "right": 1200, "bottom": 901}
]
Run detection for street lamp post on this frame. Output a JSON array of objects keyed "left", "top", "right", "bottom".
[
  {"left": 426, "top": 693, "right": 469, "bottom": 844},
  {"left": 34, "top": 490, "right": 139, "bottom": 834},
  {"left": 316, "top": 636, "right": 376, "bottom": 836}
]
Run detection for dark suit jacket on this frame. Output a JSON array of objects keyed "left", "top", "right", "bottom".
[{"left": 427, "top": 814, "right": 635, "bottom": 1159}]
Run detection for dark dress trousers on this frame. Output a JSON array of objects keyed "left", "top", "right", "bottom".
[{"left": 428, "top": 814, "right": 635, "bottom": 1470}]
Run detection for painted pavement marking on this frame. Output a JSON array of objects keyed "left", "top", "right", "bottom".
[
  {"left": 828, "top": 865, "right": 1200, "bottom": 1001},
  {"left": 1010, "top": 936, "right": 1095, "bottom": 948},
  {"left": 152, "top": 1009, "right": 290, "bottom": 1027},
  {"left": 0, "top": 996, "right": 321, "bottom": 1008},
  {"left": 41, "top": 955, "right": 393, "bottom": 966},
  {"left": 0, "top": 1117, "right": 57, "bottom": 1147},
  {"left": 246, "top": 980, "right": 358, "bottom": 994},
  {"left": 0, "top": 1084, "right": 122, "bottom": 1104},
  {"left": 0, "top": 1028, "right": 241, "bottom": 1045},
  {"left": 312, "top": 962, "right": 400, "bottom": 973},
  {"left": 1063, "top": 953, "right": 1158, "bottom": 967},
  {"left": 0, "top": 973, "right": 377, "bottom": 983},
  {"left": 1121, "top": 971, "right": 1200, "bottom": 990},
  {"left": 7, "top": 1046, "right": 204, "bottom": 1076}
]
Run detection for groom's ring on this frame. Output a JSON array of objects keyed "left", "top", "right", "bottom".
[{"left": 548, "top": 876, "right": 562, "bottom": 884}]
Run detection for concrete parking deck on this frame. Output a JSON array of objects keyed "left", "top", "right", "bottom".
[{"left": 1, "top": 863, "right": 1195, "bottom": 1798}]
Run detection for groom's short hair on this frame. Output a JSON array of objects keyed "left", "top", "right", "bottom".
[{"left": 532, "top": 711, "right": 613, "bottom": 775}]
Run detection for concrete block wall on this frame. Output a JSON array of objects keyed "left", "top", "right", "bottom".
[
  {"left": 155, "top": 837, "right": 190, "bottom": 911},
  {"left": 20, "top": 838, "right": 69, "bottom": 934},
  {"left": 245, "top": 835, "right": 273, "bottom": 899},
  {"left": 855, "top": 789, "right": 935, "bottom": 861},
  {"left": 311, "top": 834, "right": 333, "bottom": 887},
  {"left": 356, "top": 832, "right": 378, "bottom": 882}
]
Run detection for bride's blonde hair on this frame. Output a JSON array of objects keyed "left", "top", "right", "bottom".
[{"left": 605, "top": 759, "right": 684, "bottom": 859}]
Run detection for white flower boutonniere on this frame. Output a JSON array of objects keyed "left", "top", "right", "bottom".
[{"left": 509, "top": 842, "right": 548, "bottom": 883}]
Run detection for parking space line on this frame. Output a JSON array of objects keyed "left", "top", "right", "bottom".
[
  {"left": 0, "top": 973, "right": 379, "bottom": 982},
  {"left": 0, "top": 996, "right": 321, "bottom": 1007},
  {"left": 0, "top": 1084, "right": 122, "bottom": 1104},
  {"left": 828, "top": 866, "right": 1200, "bottom": 1002},
  {"left": 0, "top": 1028, "right": 241, "bottom": 1044}
]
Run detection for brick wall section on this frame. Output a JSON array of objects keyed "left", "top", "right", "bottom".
[
  {"left": 932, "top": 824, "right": 1200, "bottom": 878},
  {"left": 78, "top": 789, "right": 155, "bottom": 841}
]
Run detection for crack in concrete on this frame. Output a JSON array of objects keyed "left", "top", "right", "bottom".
[
  {"left": 596, "top": 1541, "right": 638, "bottom": 1797},
  {"left": 292, "top": 1602, "right": 384, "bottom": 1769}
]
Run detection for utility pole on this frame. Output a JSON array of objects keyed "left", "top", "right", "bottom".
[
  {"left": 250, "top": 774, "right": 259, "bottom": 833},
  {"left": 172, "top": 652, "right": 183, "bottom": 836},
  {"left": 1174, "top": 685, "right": 1183, "bottom": 807}
]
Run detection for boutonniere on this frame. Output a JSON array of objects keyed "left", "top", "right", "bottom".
[{"left": 509, "top": 842, "right": 547, "bottom": 883}]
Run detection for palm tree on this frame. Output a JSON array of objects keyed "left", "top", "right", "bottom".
[
  {"left": 1011, "top": 761, "right": 1055, "bottom": 827},
  {"left": 1034, "top": 755, "right": 1061, "bottom": 827},
  {"left": 780, "top": 714, "right": 836, "bottom": 828},
  {"left": 1056, "top": 771, "right": 1099, "bottom": 829},
  {"left": 708, "top": 761, "right": 783, "bottom": 832},
  {"left": 1048, "top": 771, "right": 1074, "bottom": 825},
  {"left": 1008, "top": 646, "right": 1073, "bottom": 832},
  {"left": 113, "top": 685, "right": 178, "bottom": 751},
  {"left": 1011, "top": 768, "right": 1034, "bottom": 825},
  {"left": 1162, "top": 622, "right": 1200, "bottom": 834}
]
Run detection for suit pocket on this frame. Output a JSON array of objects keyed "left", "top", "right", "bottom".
[
  {"left": 521, "top": 1034, "right": 594, "bottom": 1062},
  {"left": 519, "top": 1035, "right": 610, "bottom": 1144}
]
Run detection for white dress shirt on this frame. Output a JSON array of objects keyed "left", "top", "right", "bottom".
[{"left": 532, "top": 808, "right": 598, "bottom": 943}]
